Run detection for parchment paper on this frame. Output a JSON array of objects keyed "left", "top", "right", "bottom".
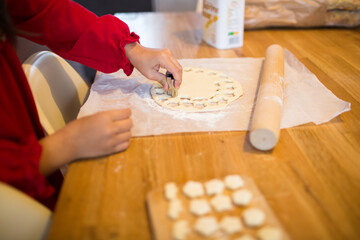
[{"left": 78, "top": 50, "right": 350, "bottom": 137}]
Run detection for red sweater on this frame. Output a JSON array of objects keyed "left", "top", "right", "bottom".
[{"left": 0, "top": 0, "right": 139, "bottom": 210}]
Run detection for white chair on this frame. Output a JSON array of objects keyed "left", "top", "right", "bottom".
[
  {"left": 0, "top": 182, "right": 51, "bottom": 240},
  {"left": 22, "top": 51, "right": 90, "bottom": 135}
]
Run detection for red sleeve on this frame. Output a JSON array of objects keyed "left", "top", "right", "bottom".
[
  {"left": 7, "top": 0, "right": 140, "bottom": 75},
  {"left": 0, "top": 138, "right": 56, "bottom": 206},
  {"left": 0, "top": 44, "right": 61, "bottom": 210}
]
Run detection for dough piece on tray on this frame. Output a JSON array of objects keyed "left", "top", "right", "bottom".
[
  {"left": 164, "top": 182, "right": 178, "bottom": 200},
  {"left": 210, "top": 194, "right": 233, "bottom": 212},
  {"left": 189, "top": 199, "right": 211, "bottom": 216},
  {"left": 172, "top": 220, "right": 190, "bottom": 240},
  {"left": 235, "top": 234, "right": 256, "bottom": 240},
  {"left": 242, "top": 207, "right": 266, "bottom": 227},
  {"left": 224, "top": 175, "right": 244, "bottom": 190},
  {"left": 205, "top": 179, "right": 224, "bottom": 196},
  {"left": 233, "top": 189, "right": 253, "bottom": 207},
  {"left": 150, "top": 67, "right": 243, "bottom": 112},
  {"left": 257, "top": 226, "right": 283, "bottom": 240},
  {"left": 183, "top": 181, "right": 204, "bottom": 198},
  {"left": 219, "top": 216, "right": 243, "bottom": 234},
  {"left": 194, "top": 216, "right": 219, "bottom": 237},
  {"left": 168, "top": 199, "right": 183, "bottom": 220}
]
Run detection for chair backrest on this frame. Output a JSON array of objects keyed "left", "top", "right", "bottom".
[
  {"left": 196, "top": 0, "right": 203, "bottom": 13},
  {"left": 22, "top": 51, "right": 89, "bottom": 135},
  {"left": 0, "top": 182, "right": 52, "bottom": 240}
]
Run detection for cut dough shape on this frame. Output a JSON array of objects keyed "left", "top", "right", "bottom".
[
  {"left": 172, "top": 220, "right": 190, "bottom": 240},
  {"left": 154, "top": 88, "right": 165, "bottom": 94},
  {"left": 182, "top": 99, "right": 193, "bottom": 106},
  {"left": 150, "top": 67, "right": 243, "bottom": 112},
  {"left": 156, "top": 95, "right": 171, "bottom": 101},
  {"left": 205, "top": 179, "right": 224, "bottom": 196},
  {"left": 164, "top": 182, "right": 178, "bottom": 200},
  {"left": 257, "top": 226, "right": 283, "bottom": 240},
  {"left": 183, "top": 181, "right": 204, "bottom": 198},
  {"left": 210, "top": 194, "right": 232, "bottom": 212},
  {"left": 242, "top": 208, "right": 266, "bottom": 227},
  {"left": 219, "top": 216, "right": 243, "bottom": 234},
  {"left": 224, "top": 175, "right": 244, "bottom": 190},
  {"left": 179, "top": 95, "right": 191, "bottom": 100},
  {"left": 234, "top": 234, "right": 256, "bottom": 240},
  {"left": 232, "top": 189, "right": 253, "bottom": 206},
  {"left": 189, "top": 199, "right": 211, "bottom": 216},
  {"left": 168, "top": 199, "right": 182, "bottom": 220},
  {"left": 194, "top": 216, "right": 219, "bottom": 237},
  {"left": 167, "top": 100, "right": 180, "bottom": 107}
]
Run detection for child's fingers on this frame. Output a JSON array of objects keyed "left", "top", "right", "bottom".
[
  {"left": 168, "top": 55, "right": 183, "bottom": 88},
  {"left": 114, "top": 118, "right": 133, "bottom": 134},
  {"left": 159, "top": 56, "right": 182, "bottom": 88},
  {"left": 108, "top": 108, "right": 132, "bottom": 121},
  {"left": 147, "top": 70, "right": 168, "bottom": 90}
]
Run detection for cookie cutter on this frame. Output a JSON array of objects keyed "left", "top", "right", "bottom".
[{"left": 166, "top": 72, "right": 178, "bottom": 97}]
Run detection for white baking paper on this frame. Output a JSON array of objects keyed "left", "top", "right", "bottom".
[{"left": 78, "top": 50, "right": 350, "bottom": 137}]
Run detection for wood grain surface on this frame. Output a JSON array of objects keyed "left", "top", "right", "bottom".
[{"left": 48, "top": 12, "right": 360, "bottom": 240}]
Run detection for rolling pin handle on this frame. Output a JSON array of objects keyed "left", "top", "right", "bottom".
[{"left": 249, "top": 44, "right": 285, "bottom": 151}]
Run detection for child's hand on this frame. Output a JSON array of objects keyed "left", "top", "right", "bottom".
[
  {"left": 39, "top": 109, "right": 132, "bottom": 176},
  {"left": 67, "top": 109, "right": 133, "bottom": 158},
  {"left": 125, "top": 42, "right": 182, "bottom": 91}
]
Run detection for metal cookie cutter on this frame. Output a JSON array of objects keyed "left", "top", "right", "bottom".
[{"left": 166, "top": 72, "right": 178, "bottom": 97}]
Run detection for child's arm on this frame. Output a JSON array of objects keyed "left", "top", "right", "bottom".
[{"left": 8, "top": 0, "right": 139, "bottom": 75}]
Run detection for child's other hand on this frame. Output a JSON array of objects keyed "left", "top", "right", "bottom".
[
  {"left": 68, "top": 109, "right": 133, "bottom": 158},
  {"left": 125, "top": 42, "right": 182, "bottom": 91},
  {"left": 39, "top": 109, "right": 132, "bottom": 176}
]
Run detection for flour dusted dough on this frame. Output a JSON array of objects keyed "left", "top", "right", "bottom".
[
  {"left": 168, "top": 199, "right": 183, "bottom": 220},
  {"left": 224, "top": 175, "right": 245, "bottom": 190},
  {"left": 172, "top": 220, "right": 190, "bottom": 240},
  {"left": 194, "top": 216, "right": 219, "bottom": 237},
  {"left": 183, "top": 181, "right": 204, "bottom": 198},
  {"left": 233, "top": 189, "right": 253, "bottom": 207},
  {"left": 257, "top": 226, "right": 283, "bottom": 240},
  {"left": 210, "top": 194, "right": 233, "bottom": 212},
  {"left": 242, "top": 208, "right": 266, "bottom": 227},
  {"left": 164, "top": 182, "right": 178, "bottom": 200},
  {"left": 235, "top": 234, "right": 256, "bottom": 240},
  {"left": 189, "top": 199, "right": 211, "bottom": 216},
  {"left": 205, "top": 179, "right": 224, "bottom": 196},
  {"left": 220, "top": 216, "right": 243, "bottom": 234},
  {"left": 150, "top": 67, "right": 243, "bottom": 112}
]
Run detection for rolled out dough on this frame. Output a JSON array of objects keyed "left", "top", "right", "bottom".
[{"left": 150, "top": 67, "right": 243, "bottom": 112}]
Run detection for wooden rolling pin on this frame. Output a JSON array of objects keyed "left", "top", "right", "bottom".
[{"left": 249, "top": 44, "right": 285, "bottom": 151}]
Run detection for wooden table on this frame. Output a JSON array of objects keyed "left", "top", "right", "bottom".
[{"left": 48, "top": 12, "right": 360, "bottom": 240}]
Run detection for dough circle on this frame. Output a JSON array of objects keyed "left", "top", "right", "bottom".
[{"left": 150, "top": 67, "right": 243, "bottom": 112}]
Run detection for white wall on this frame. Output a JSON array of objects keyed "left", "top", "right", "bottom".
[{"left": 153, "top": 0, "right": 198, "bottom": 12}]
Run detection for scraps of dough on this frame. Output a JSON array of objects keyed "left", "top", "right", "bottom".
[{"left": 150, "top": 67, "right": 243, "bottom": 112}]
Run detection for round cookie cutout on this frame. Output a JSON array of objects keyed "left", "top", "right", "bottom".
[{"left": 150, "top": 67, "right": 243, "bottom": 112}]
